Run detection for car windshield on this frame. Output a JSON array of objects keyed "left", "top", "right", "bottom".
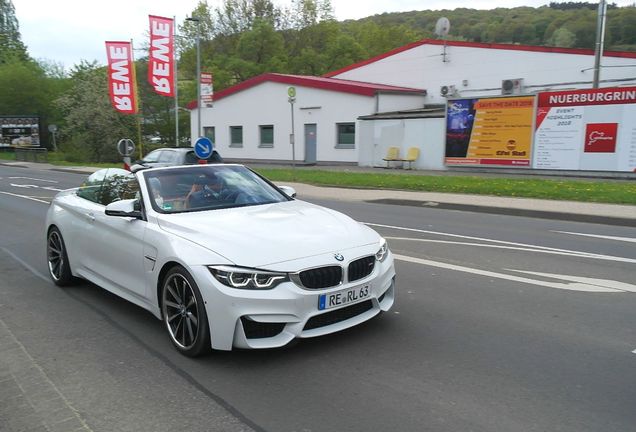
[{"left": 143, "top": 165, "right": 290, "bottom": 213}]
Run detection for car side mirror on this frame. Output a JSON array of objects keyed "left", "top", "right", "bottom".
[
  {"left": 278, "top": 185, "right": 297, "bottom": 198},
  {"left": 105, "top": 199, "right": 143, "bottom": 219}
]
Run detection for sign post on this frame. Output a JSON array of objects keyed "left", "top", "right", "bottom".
[
  {"left": 48, "top": 124, "right": 58, "bottom": 152},
  {"left": 288, "top": 86, "right": 296, "bottom": 173},
  {"left": 117, "top": 138, "right": 136, "bottom": 170}
]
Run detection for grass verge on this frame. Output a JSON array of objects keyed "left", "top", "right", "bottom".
[{"left": 255, "top": 168, "right": 636, "bottom": 205}]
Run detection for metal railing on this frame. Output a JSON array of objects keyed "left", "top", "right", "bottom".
[{"left": 14, "top": 147, "right": 48, "bottom": 163}]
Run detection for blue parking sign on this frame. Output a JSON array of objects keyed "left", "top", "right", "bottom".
[{"left": 194, "top": 136, "right": 214, "bottom": 159}]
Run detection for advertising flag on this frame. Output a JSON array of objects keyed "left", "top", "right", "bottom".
[
  {"left": 201, "top": 72, "right": 214, "bottom": 107},
  {"left": 148, "top": 15, "right": 175, "bottom": 97},
  {"left": 105, "top": 41, "right": 138, "bottom": 114}
]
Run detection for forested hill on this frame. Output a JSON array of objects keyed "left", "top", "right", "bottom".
[
  {"left": 176, "top": 1, "right": 636, "bottom": 93},
  {"left": 348, "top": 2, "right": 636, "bottom": 52}
]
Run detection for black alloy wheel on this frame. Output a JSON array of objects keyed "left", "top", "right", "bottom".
[
  {"left": 46, "top": 227, "right": 74, "bottom": 287},
  {"left": 161, "top": 266, "right": 211, "bottom": 357}
]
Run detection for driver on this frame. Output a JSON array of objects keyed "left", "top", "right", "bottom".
[{"left": 186, "top": 174, "right": 227, "bottom": 208}]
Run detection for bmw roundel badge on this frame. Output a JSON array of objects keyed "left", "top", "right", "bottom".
[{"left": 334, "top": 253, "right": 344, "bottom": 262}]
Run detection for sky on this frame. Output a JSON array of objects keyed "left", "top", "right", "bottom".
[{"left": 11, "top": 0, "right": 636, "bottom": 69}]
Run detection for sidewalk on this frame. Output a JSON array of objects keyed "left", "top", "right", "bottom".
[{"left": 2, "top": 160, "right": 635, "bottom": 226}]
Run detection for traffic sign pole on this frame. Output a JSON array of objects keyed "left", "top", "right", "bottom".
[{"left": 288, "top": 87, "right": 296, "bottom": 175}]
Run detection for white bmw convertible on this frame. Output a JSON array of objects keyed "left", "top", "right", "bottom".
[{"left": 45, "top": 164, "right": 396, "bottom": 356}]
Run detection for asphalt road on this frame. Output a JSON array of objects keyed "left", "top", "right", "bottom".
[{"left": 1, "top": 165, "right": 635, "bottom": 432}]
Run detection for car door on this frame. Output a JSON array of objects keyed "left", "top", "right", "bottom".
[{"left": 84, "top": 169, "right": 149, "bottom": 299}]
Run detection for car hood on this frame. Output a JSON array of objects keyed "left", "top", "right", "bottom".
[{"left": 156, "top": 200, "right": 380, "bottom": 268}]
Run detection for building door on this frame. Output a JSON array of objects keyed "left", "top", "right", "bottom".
[{"left": 304, "top": 124, "right": 317, "bottom": 164}]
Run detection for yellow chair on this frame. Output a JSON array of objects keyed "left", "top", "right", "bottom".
[
  {"left": 382, "top": 146, "right": 401, "bottom": 168},
  {"left": 401, "top": 147, "right": 420, "bottom": 170}
]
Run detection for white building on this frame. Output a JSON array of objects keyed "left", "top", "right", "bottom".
[{"left": 191, "top": 39, "right": 636, "bottom": 170}]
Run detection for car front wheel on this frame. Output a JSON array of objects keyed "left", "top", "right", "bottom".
[
  {"left": 161, "top": 266, "right": 211, "bottom": 357},
  {"left": 46, "top": 227, "right": 74, "bottom": 286}
]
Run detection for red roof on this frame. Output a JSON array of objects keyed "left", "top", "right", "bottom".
[
  {"left": 186, "top": 73, "right": 425, "bottom": 109},
  {"left": 324, "top": 38, "right": 636, "bottom": 78}
]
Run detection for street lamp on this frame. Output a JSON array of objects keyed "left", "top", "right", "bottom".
[{"left": 186, "top": 16, "right": 201, "bottom": 139}]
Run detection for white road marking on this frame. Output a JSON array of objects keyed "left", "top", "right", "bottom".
[
  {"left": 366, "top": 222, "right": 608, "bottom": 259},
  {"left": 385, "top": 236, "right": 636, "bottom": 264},
  {"left": 506, "top": 270, "right": 636, "bottom": 293},
  {"left": 9, "top": 183, "right": 62, "bottom": 192},
  {"left": 552, "top": 230, "right": 636, "bottom": 244},
  {"left": 0, "top": 190, "right": 49, "bottom": 204},
  {"left": 8, "top": 176, "right": 58, "bottom": 183},
  {"left": 393, "top": 253, "right": 626, "bottom": 293},
  {"left": 632, "top": 349, "right": 636, "bottom": 354},
  {"left": 10, "top": 183, "right": 40, "bottom": 188}
]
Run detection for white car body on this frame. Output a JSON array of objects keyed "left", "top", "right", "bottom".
[{"left": 45, "top": 164, "right": 396, "bottom": 352}]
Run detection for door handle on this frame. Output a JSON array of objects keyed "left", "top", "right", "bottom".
[{"left": 86, "top": 212, "right": 95, "bottom": 222}]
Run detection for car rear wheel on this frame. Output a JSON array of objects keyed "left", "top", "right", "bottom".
[
  {"left": 161, "top": 266, "right": 211, "bottom": 357},
  {"left": 46, "top": 227, "right": 74, "bottom": 286}
]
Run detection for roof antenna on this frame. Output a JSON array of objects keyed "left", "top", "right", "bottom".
[{"left": 434, "top": 17, "right": 451, "bottom": 63}]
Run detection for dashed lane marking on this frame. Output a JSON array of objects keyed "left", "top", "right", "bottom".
[{"left": 8, "top": 176, "right": 59, "bottom": 183}]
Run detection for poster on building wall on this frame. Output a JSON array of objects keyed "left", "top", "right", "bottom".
[
  {"left": 0, "top": 116, "right": 40, "bottom": 147},
  {"left": 533, "top": 86, "right": 636, "bottom": 172},
  {"left": 445, "top": 96, "right": 534, "bottom": 167}
]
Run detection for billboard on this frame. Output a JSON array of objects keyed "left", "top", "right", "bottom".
[
  {"left": 0, "top": 116, "right": 40, "bottom": 147},
  {"left": 533, "top": 86, "right": 636, "bottom": 171},
  {"left": 445, "top": 96, "right": 534, "bottom": 167}
]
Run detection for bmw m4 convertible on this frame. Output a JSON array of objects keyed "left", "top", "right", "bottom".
[{"left": 45, "top": 164, "right": 396, "bottom": 356}]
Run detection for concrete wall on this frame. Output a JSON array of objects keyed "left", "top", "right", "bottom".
[
  {"left": 332, "top": 44, "right": 636, "bottom": 105},
  {"left": 358, "top": 118, "right": 446, "bottom": 170},
  {"left": 191, "top": 82, "right": 375, "bottom": 163}
]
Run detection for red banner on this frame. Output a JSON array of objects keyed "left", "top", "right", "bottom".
[
  {"left": 148, "top": 15, "right": 175, "bottom": 97},
  {"left": 105, "top": 41, "right": 138, "bottom": 114}
]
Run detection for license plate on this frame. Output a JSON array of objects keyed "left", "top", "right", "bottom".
[{"left": 318, "top": 284, "right": 370, "bottom": 310}]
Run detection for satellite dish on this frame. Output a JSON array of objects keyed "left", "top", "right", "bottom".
[{"left": 435, "top": 17, "right": 451, "bottom": 37}]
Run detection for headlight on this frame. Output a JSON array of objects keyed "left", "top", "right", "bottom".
[
  {"left": 375, "top": 238, "right": 389, "bottom": 262},
  {"left": 208, "top": 266, "right": 288, "bottom": 290}
]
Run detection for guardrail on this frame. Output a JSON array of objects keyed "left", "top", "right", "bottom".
[{"left": 14, "top": 147, "right": 48, "bottom": 163}]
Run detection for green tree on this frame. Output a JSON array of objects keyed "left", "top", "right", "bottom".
[
  {"left": 550, "top": 27, "right": 577, "bottom": 47},
  {"left": 55, "top": 62, "right": 136, "bottom": 162},
  {"left": 0, "top": 0, "right": 27, "bottom": 63}
]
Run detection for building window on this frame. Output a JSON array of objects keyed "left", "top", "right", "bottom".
[
  {"left": 230, "top": 126, "right": 243, "bottom": 148},
  {"left": 259, "top": 125, "right": 274, "bottom": 148},
  {"left": 203, "top": 126, "right": 215, "bottom": 143},
  {"left": 336, "top": 123, "right": 355, "bottom": 149}
]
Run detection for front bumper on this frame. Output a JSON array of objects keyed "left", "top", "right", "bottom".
[{"left": 190, "top": 251, "right": 396, "bottom": 351}]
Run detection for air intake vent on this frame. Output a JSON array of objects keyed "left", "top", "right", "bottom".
[
  {"left": 348, "top": 256, "right": 375, "bottom": 282},
  {"left": 297, "top": 266, "right": 342, "bottom": 289}
]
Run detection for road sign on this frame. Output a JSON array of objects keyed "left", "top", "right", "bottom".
[
  {"left": 48, "top": 124, "right": 58, "bottom": 133},
  {"left": 194, "top": 136, "right": 213, "bottom": 159},
  {"left": 288, "top": 86, "right": 296, "bottom": 98},
  {"left": 117, "top": 138, "right": 135, "bottom": 157}
]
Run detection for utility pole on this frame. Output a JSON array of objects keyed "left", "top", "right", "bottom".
[
  {"left": 186, "top": 16, "right": 202, "bottom": 139},
  {"left": 593, "top": 0, "right": 607, "bottom": 88}
]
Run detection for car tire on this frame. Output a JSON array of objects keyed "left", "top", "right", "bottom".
[
  {"left": 161, "top": 265, "right": 211, "bottom": 357},
  {"left": 46, "top": 227, "right": 75, "bottom": 287}
]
